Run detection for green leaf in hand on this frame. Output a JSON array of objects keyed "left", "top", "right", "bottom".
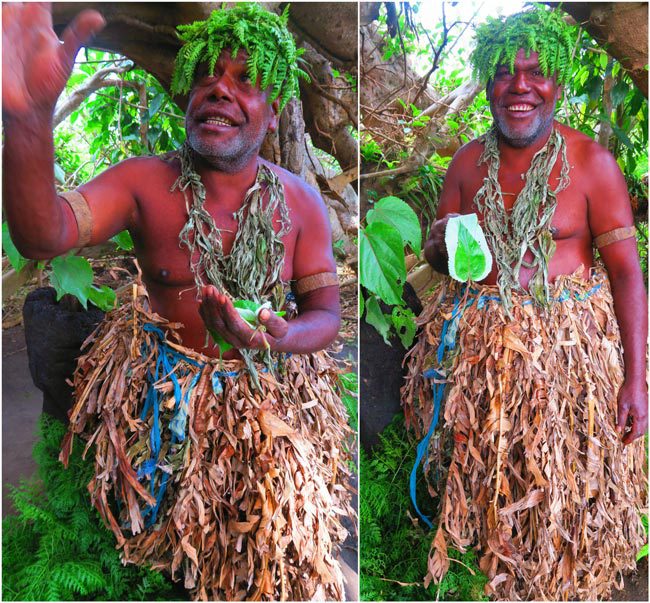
[{"left": 445, "top": 213, "right": 493, "bottom": 282}]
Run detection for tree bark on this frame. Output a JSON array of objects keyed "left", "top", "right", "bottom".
[{"left": 557, "top": 2, "right": 648, "bottom": 97}]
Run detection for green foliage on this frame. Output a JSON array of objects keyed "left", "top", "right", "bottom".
[
  {"left": 638, "top": 512, "right": 648, "bottom": 561},
  {"left": 360, "top": 415, "right": 488, "bottom": 601},
  {"left": 171, "top": 4, "right": 309, "bottom": 111},
  {"left": 361, "top": 195, "right": 421, "bottom": 347},
  {"left": 471, "top": 5, "right": 577, "bottom": 85},
  {"left": 339, "top": 371, "right": 359, "bottom": 433},
  {"left": 2, "top": 415, "right": 182, "bottom": 601},
  {"left": 2, "top": 221, "right": 29, "bottom": 272},
  {"left": 366, "top": 195, "right": 422, "bottom": 256}
]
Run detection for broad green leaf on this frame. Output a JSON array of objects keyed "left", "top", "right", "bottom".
[
  {"left": 365, "top": 295, "right": 392, "bottom": 345},
  {"left": 49, "top": 255, "right": 94, "bottom": 309},
  {"left": 2, "top": 222, "right": 29, "bottom": 272},
  {"left": 445, "top": 213, "right": 492, "bottom": 283},
  {"left": 391, "top": 305, "right": 416, "bottom": 348},
  {"left": 88, "top": 285, "right": 117, "bottom": 311},
  {"left": 611, "top": 81, "right": 630, "bottom": 108},
  {"left": 360, "top": 222, "right": 406, "bottom": 306},
  {"left": 359, "top": 292, "right": 365, "bottom": 317},
  {"left": 366, "top": 196, "right": 422, "bottom": 255},
  {"left": 636, "top": 543, "right": 648, "bottom": 561},
  {"left": 110, "top": 230, "right": 134, "bottom": 251}
]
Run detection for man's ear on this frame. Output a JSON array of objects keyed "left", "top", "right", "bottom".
[
  {"left": 267, "top": 98, "right": 280, "bottom": 133},
  {"left": 485, "top": 80, "right": 494, "bottom": 101}
]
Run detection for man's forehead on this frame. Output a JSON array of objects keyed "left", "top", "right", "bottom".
[{"left": 498, "top": 49, "right": 541, "bottom": 69}]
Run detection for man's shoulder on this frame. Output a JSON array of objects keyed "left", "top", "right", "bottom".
[
  {"left": 557, "top": 122, "right": 612, "bottom": 161},
  {"left": 447, "top": 138, "right": 484, "bottom": 172}
]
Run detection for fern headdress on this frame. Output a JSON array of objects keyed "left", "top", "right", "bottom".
[
  {"left": 470, "top": 5, "right": 577, "bottom": 85},
  {"left": 171, "top": 3, "right": 309, "bottom": 111}
]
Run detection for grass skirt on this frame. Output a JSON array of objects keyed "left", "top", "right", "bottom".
[
  {"left": 61, "top": 284, "right": 354, "bottom": 601},
  {"left": 402, "top": 271, "right": 646, "bottom": 600}
]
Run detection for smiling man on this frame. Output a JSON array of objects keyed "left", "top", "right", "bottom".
[
  {"left": 403, "top": 7, "right": 647, "bottom": 601},
  {"left": 3, "top": 3, "right": 353, "bottom": 600}
]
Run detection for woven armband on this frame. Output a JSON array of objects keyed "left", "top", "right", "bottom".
[
  {"left": 593, "top": 226, "right": 636, "bottom": 249},
  {"left": 294, "top": 272, "right": 339, "bottom": 296},
  {"left": 60, "top": 190, "right": 93, "bottom": 248}
]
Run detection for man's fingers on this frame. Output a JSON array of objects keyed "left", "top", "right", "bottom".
[
  {"left": 60, "top": 9, "right": 105, "bottom": 66},
  {"left": 622, "top": 419, "right": 644, "bottom": 445},
  {"left": 258, "top": 309, "right": 288, "bottom": 339},
  {"left": 616, "top": 403, "right": 629, "bottom": 434}
]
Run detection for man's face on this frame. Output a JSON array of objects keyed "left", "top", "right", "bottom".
[
  {"left": 185, "top": 49, "right": 279, "bottom": 171},
  {"left": 487, "top": 49, "right": 562, "bottom": 148}
]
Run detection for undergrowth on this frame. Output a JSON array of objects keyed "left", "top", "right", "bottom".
[
  {"left": 2, "top": 415, "right": 184, "bottom": 601},
  {"left": 360, "top": 414, "right": 488, "bottom": 601}
]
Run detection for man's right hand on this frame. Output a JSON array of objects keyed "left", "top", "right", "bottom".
[
  {"left": 2, "top": 2, "right": 105, "bottom": 116},
  {"left": 423, "top": 213, "right": 459, "bottom": 274}
]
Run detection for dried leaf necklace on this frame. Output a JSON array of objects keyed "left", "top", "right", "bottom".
[
  {"left": 171, "top": 141, "right": 291, "bottom": 379},
  {"left": 474, "top": 127, "right": 570, "bottom": 316}
]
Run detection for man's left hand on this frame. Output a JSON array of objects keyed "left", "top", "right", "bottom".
[
  {"left": 199, "top": 285, "right": 289, "bottom": 351},
  {"left": 616, "top": 379, "right": 648, "bottom": 445}
]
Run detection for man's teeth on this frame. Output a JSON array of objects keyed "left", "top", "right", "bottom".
[
  {"left": 205, "top": 117, "right": 235, "bottom": 126},
  {"left": 507, "top": 104, "right": 534, "bottom": 112}
]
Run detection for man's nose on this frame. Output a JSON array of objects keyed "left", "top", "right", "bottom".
[
  {"left": 207, "top": 74, "right": 235, "bottom": 102},
  {"left": 510, "top": 71, "right": 531, "bottom": 94}
]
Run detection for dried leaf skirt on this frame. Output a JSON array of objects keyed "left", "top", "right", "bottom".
[
  {"left": 61, "top": 285, "right": 354, "bottom": 601},
  {"left": 402, "top": 272, "right": 646, "bottom": 601}
]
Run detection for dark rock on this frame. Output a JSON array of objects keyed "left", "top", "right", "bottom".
[
  {"left": 360, "top": 283, "right": 422, "bottom": 451},
  {"left": 22, "top": 288, "right": 104, "bottom": 423}
]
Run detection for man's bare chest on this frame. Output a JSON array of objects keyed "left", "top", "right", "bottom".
[
  {"left": 131, "top": 187, "right": 297, "bottom": 286},
  {"left": 458, "top": 163, "right": 588, "bottom": 241}
]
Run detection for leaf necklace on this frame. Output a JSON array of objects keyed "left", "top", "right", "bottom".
[
  {"left": 474, "top": 126, "right": 570, "bottom": 316},
  {"left": 171, "top": 141, "right": 291, "bottom": 380}
]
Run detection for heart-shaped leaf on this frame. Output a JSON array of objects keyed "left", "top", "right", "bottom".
[
  {"left": 445, "top": 213, "right": 492, "bottom": 282},
  {"left": 366, "top": 195, "right": 422, "bottom": 255}
]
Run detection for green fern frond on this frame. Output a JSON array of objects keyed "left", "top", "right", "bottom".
[
  {"left": 171, "top": 3, "right": 307, "bottom": 110},
  {"left": 471, "top": 5, "right": 577, "bottom": 85}
]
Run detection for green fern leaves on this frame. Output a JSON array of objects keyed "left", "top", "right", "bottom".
[
  {"left": 470, "top": 5, "right": 577, "bottom": 85},
  {"left": 171, "top": 3, "right": 309, "bottom": 111},
  {"left": 2, "top": 415, "right": 182, "bottom": 601}
]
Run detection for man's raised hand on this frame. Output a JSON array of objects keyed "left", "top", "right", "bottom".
[{"left": 2, "top": 2, "right": 105, "bottom": 116}]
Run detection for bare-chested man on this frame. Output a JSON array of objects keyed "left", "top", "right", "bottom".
[
  {"left": 3, "top": 4, "right": 339, "bottom": 358},
  {"left": 3, "top": 4, "right": 353, "bottom": 600},
  {"left": 402, "top": 7, "right": 647, "bottom": 601}
]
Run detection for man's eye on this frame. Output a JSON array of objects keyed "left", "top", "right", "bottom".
[{"left": 240, "top": 73, "right": 251, "bottom": 84}]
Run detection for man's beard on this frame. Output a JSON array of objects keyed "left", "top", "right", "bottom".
[
  {"left": 185, "top": 125, "right": 268, "bottom": 173},
  {"left": 491, "top": 107, "right": 556, "bottom": 149}
]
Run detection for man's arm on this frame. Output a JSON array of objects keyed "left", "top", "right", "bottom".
[
  {"left": 2, "top": 4, "right": 134, "bottom": 259},
  {"left": 199, "top": 177, "right": 340, "bottom": 354},
  {"left": 423, "top": 148, "right": 466, "bottom": 273},
  {"left": 586, "top": 142, "right": 648, "bottom": 445}
]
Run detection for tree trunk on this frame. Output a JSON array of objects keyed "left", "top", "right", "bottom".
[{"left": 557, "top": 2, "right": 648, "bottom": 97}]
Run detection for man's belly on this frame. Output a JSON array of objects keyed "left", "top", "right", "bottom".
[
  {"left": 142, "top": 279, "right": 237, "bottom": 359},
  {"left": 478, "top": 237, "right": 595, "bottom": 288}
]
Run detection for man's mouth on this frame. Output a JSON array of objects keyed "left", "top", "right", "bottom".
[
  {"left": 506, "top": 104, "right": 535, "bottom": 112},
  {"left": 202, "top": 116, "right": 238, "bottom": 127}
]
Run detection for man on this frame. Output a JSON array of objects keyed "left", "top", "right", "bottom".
[
  {"left": 3, "top": 3, "right": 353, "bottom": 600},
  {"left": 402, "top": 7, "right": 647, "bottom": 600}
]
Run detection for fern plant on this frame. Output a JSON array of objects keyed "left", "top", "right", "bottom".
[
  {"left": 471, "top": 4, "right": 577, "bottom": 85},
  {"left": 2, "top": 415, "right": 184, "bottom": 601},
  {"left": 171, "top": 3, "right": 310, "bottom": 110},
  {"left": 360, "top": 414, "right": 488, "bottom": 601}
]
